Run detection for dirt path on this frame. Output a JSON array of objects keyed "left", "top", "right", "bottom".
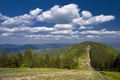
[
  {"left": 86, "top": 45, "right": 92, "bottom": 70},
  {"left": 86, "top": 45, "right": 105, "bottom": 80}
]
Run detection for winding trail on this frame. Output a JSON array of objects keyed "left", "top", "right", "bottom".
[
  {"left": 86, "top": 45, "right": 105, "bottom": 80},
  {"left": 86, "top": 45, "right": 92, "bottom": 70}
]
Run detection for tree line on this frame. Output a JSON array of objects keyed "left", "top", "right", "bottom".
[
  {"left": 0, "top": 48, "right": 78, "bottom": 69},
  {"left": 0, "top": 44, "right": 120, "bottom": 72},
  {"left": 89, "top": 44, "right": 120, "bottom": 72}
]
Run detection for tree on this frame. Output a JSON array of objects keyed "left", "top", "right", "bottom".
[
  {"left": 16, "top": 51, "right": 23, "bottom": 67},
  {"left": 22, "top": 48, "right": 32, "bottom": 68},
  {"left": 45, "top": 55, "right": 50, "bottom": 67},
  {"left": 31, "top": 52, "right": 38, "bottom": 67},
  {"left": 49, "top": 56, "right": 56, "bottom": 68},
  {"left": 0, "top": 49, "right": 10, "bottom": 67},
  {"left": 63, "top": 53, "right": 79, "bottom": 69},
  {"left": 9, "top": 54, "right": 17, "bottom": 68},
  {"left": 55, "top": 55, "right": 60, "bottom": 68},
  {"left": 113, "top": 54, "right": 120, "bottom": 71},
  {"left": 63, "top": 54, "right": 72, "bottom": 69}
]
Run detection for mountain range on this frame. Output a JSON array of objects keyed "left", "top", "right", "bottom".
[
  {"left": 0, "top": 44, "right": 70, "bottom": 53},
  {"left": 0, "top": 41, "right": 120, "bottom": 53}
]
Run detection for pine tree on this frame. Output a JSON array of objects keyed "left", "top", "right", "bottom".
[
  {"left": 63, "top": 54, "right": 72, "bottom": 69},
  {"left": 22, "top": 48, "right": 32, "bottom": 68},
  {"left": 113, "top": 54, "right": 120, "bottom": 71},
  {"left": 31, "top": 52, "right": 37, "bottom": 67},
  {"left": 0, "top": 49, "right": 10, "bottom": 67},
  {"left": 16, "top": 51, "right": 23, "bottom": 67},
  {"left": 55, "top": 55, "right": 60, "bottom": 68},
  {"left": 9, "top": 54, "right": 17, "bottom": 68},
  {"left": 45, "top": 55, "right": 50, "bottom": 67},
  {"left": 49, "top": 56, "right": 56, "bottom": 68}
]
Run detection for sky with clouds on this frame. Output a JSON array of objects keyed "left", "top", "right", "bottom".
[{"left": 0, "top": 0, "right": 120, "bottom": 44}]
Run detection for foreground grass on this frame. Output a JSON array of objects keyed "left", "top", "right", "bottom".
[
  {"left": 101, "top": 71, "right": 120, "bottom": 80},
  {"left": 0, "top": 68, "right": 105, "bottom": 80}
]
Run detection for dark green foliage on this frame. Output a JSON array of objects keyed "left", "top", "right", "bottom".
[
  {"left": 44, "top": 55, "right": 50, "bottom": 67},
  {"left": 55, "top": 55, "right": 60, "bottom": 68},
  {"left": 0, "top": 49, "right": 10, "bottom": 67},
  {"left": 112, "top": 54, "right": 120, "bottom": 71},
  {"left": 62, "top": 53, "right": 79, "bottom": 69},
  {"left": 16, "top": 51, "right": 23, "bottom": 67},
  {"left": 9, "top": 54, "right": 18, "bottom": 68},
  {"left": 49, "top": 56, "right": 56, "bottom": 68},
  {"left": 35, "top": 56, "right": 45, "bottom": 67},
  {"left": 22, "top": 48, "right": 32, "bottom": 68},
  {"left": 0, "top": 48, "right": 78, "bottom": 69},
  {"left": 31, "top": 52, "right": 38, "bottom": 67}
]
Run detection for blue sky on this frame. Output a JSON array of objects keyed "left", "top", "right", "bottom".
[{"left": 0, "top": 0, "right": 120, "bottom": 44}]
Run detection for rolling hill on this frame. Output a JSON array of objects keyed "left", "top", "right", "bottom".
[{"left": 36, "top": 41, "right": 120, "bottom": 71}]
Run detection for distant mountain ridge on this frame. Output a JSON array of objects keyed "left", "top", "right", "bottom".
[
  {"left": 0, "top": 41, "right": 120, "bottom": 53},
  {"left": 0, "top": 44, "right": 70, "bottom": 53}
]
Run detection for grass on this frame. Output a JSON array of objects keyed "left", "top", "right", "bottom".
[
  {"left": 100, "top": 71, "right": 120, "bottom": 80},
  {"left": 0, "top": 68, "right": 106, "bottom": 80}
]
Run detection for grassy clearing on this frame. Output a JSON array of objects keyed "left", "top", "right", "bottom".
[
  {"left": 101, "top": 71, "right": 120, "bottom": 80},
  {"left": 0, "top": 68, "right": 105, "bottom": 80}
]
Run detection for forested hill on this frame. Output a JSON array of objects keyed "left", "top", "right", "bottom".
[
  {"left": 77, "top": 41, "right": 120, "bottom": 71},
  {"left": 37, "top": 41, "right": 120, "bottom": 71}
]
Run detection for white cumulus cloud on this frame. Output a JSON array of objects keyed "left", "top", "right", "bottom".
[
  {"left": 0, "top": 13, "right": 9, "bottom": 21},
  {"left": 2, "top": 14, "right": 33, "bottom": 26},
  {"left": 30, "top": 8, "right": 42, "bottom": 16},
  {"left": 81, "top": 11, "right": 92, "bottom": 18},
  {"left": 37, "top": 4, "right": 80, "bottom": 23},
  {"left": 73, "top": 15, "right": 115, "bottom": 26},
  {"left": 79, "top": 26, "right": 87, "bottom": 30},
  {"left": 0, "top": 26, "right": 54, "bottom": 33},
  {"left": 1, "top": 32, "right": 13, "bottom": 36},
  {"left": 80, "top": 29, "right": 118, "bottom": 35},
  {"left": 86, "top": 35, "right": 100, "bottom": 39},
  {"left": 95, "top": 15, "right": 115, "bottom": 23},
  {"left": 51, "top": 30, "right": 74, "bottom": 35},
  {"left": 54, "top": 24, "right": 73, "bottom": 30}
]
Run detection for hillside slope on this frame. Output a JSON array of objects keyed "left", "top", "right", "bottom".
[
  {"left": 82, "top": 41, "right": 120, "bottom": 71},
  {"left": 68, "top": 41, "right": 120, "bottom": 71},
  {"left": 37, "top": 41, "right": 120, "bottom": 71}
]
